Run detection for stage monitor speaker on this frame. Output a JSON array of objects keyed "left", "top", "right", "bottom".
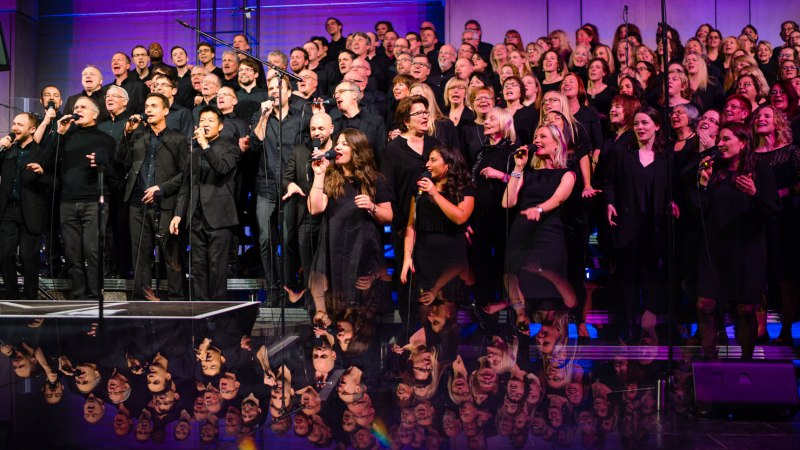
[{"left": 693, "top": 361, "right": 799, "bottom": 419}]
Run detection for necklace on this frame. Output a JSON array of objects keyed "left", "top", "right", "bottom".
[{"left": 676, "top": 132, "right": 696, "bottom": 142}]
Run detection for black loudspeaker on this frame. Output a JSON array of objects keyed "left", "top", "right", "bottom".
[{"left": 693, "top": 361, "right": 799, "bottom": 419}]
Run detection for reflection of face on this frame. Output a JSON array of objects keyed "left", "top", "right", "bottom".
[
  {"left": 396, "top": 382, "right": 412, "bottom": 401},
  {"left": 175, "top": 420, "right": 191, "bottom": 440},
  {"left": 535, "top": 324, "right": 557, "bottom": 354},
  {"left": 443, "top": 411, "right": 462, "bottom": 437},
  {"left": 83, "top": 396, "right": 105, "bottom": 423}
]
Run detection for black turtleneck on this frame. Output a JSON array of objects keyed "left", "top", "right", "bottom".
[{"left": 57, "top": 125, "right": 115, "bottom": 202}]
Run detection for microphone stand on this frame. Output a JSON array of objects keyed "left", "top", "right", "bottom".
[
  {"left": 177, "top": 19, "right": 300, "bottom": 324},
  {"left": 97, "top": 164, "right": 106, "bottom": 329},
  {"left": 658, "top": 0, "right": 676, "bottom": 406},
  {"left": 623, "top": 6, "right": 629, "bottom": 70}
]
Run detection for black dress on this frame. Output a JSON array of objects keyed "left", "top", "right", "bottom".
[
  {"left": 507, "top": 168, "right": 574, "bottom": 300},
  {"left": 312, "top": 176, "right": 391, "bottom": 300},
  {"left": 511, "top": 104, "right": 539, "bottom": 146},
  {"left": 694, "top": 163, "right": 780, "bottom": 303},
  {"left": 413, "top": 186, "right": 475, "bottom": 289},
  {"left": 755, "top": 145, "right": 800, "bottom": 282}
]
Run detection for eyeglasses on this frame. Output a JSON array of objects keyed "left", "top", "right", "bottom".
[
  {"left": 217, "top": 92, "right": 235, "bottom": 98},
  {"left": 412, "top": 62, "right": 430, "bottom": 68},
  {"left": 197, "top": 49, "right": 212, "bottom": 54},
  {"left": 238, "top": 67, "right": 255, "bottom": 73},
  {"left": 636, "top": 66, "right": 650, "bottom": 72},
  {"left": 543, "top": 97, "right": 561, "bottom": 104},
  {"left": 105, "top": 94, "right": 126, "bottom": 100},
  {"left": 701, "top": 117, "right": 720, "bottom": 125},
  {"left": 725, "top": 103, "right": 745, "bottom": 110},
  {"left": 409, "top": 110, "right": 430, "bottom": 117},
  {"left": 670, "top": 110, "right": 686, "bottom": 116},
  {"left": 474, "top": 96, "right": 492, "bottom": 102},
  {"left": 770, "top": 89, "right": 787, "bottom": 96},
  {"left": 396, "top": 58, "right": 411, "bottom": 64},
  {"left": 333, "top": 89, "right": 355, "bottom": 96},
  {"left": 504, "top": 83, "right": 520, "bottom": 88}
]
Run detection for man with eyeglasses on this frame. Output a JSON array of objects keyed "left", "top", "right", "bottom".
[
  {"left": 131, "top": 45, "right": 152, "bottom": 84},
  {"left": 106, "top": 52, "right": 146, "bottom": 115},
  {"left": 291, "top": 69, "right": 324, "bottom": 114},
  {"left": 117, "top": 93, "right": 188, "bottom": 301},
  {"left": 99, "top": 86, "right": 131, "bottom": 142},
  {"left": 464, "top": 20, "right": 493, "bottom": 62},
  {"left": 232, "top": 34, "right": 266, "bottom": 88},
  {"left": 192, "top": 74, "right": 221, "bottom": 126},
  {"left": 151, "top": 74, "right": 193, "bottom": 140},
  {"left": 344, "top": 67, "right": 385, "bottom": 118},
  {"left": 430, "top": 44, "right": 457, "bottom": 92},
  {"left": 197, "top": 42, "right": 225, "bottom": 81},
  {"left": 235, "top": 59, "right": 268, "bottom": 122},
  {"left": 330, "top": 81, "right": 386, "bottom": 163},
  {"left": 410, "top": 55, "right": 444, "bottom": 106}
]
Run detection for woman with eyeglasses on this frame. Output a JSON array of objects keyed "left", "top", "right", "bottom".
[
  {"left": 706, "top": 29, "right": 724, "bottom": 70},
  {"left": 778, "top": 58, "right": 799, "bottom": 82},
  {"left": 736, "top": 73, "right": 768, "bottom": 110},
  {"left": 695, "top": 122, "right": 780, "bottom": 359},
  {"left": 409, "top": 83, "right": 460, "bottom": 151},
  {"left": 751, "top": 104, "right": 800, "bottom": 346},
  {"left": 460, "top": 86, "right": 495, "bottom": 164}
]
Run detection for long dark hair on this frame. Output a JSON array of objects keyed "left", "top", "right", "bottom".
[
  {"left": 711, "top": 122, "right": 756, "bottom": 184},
  {"left": 324, "top": 129, "right": 380, "bottom": 199},
  {"left": 429, "top": 146, "right": 473, "bottom": 203}
]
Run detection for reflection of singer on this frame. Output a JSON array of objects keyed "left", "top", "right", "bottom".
[
  {"left": 307, "top": 129, "right": 392, "bottom": 305},
  {"left": 116, "top": 93, "right": 188, "bottom": 300},
  {"left": 0, "top": 113, "right": 55, "bottom": 299},
  {"left": 170, "top": 107, "right": 239, "bottom": 300}
]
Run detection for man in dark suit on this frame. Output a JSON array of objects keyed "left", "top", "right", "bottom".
[
  {"left": 0, "top": 113, "right": 54, "bottom": 299},
  {"left": 116, "top": 93, "right": 188, "bottom": 300},
  {"left": 170, "top": 106, "right": 239, "bottom": 300}
]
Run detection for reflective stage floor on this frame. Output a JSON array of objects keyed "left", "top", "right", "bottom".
[{"left": 0, "top": 300, "right": 798, "bottom": 449}]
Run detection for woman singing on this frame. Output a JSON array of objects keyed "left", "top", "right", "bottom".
[
  {"left": 696, "top": 122, "right": 780, "bottom": 359},
  {"left": 308, "top": 129, "right": 393, "bottom": 304}
]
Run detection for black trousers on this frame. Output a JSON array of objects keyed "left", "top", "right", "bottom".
[
  {"left": 129, "top": 204, "right": 183, "bottom": 300},
  {"left": 190, "top": 211, "right": 233, "bottom": 300},
  {"left": 283, "top": 200, "right": 320, "bottom": 291},
  {"left": 0, "top": 202, "right": 41, "bottom": 300},
  {"left": 61, "top": 201, "right": 106, "bottom": 299}
]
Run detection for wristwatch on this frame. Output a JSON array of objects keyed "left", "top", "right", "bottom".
[{"left": 536, "top": 206, "right": 544, "bottom": 215}]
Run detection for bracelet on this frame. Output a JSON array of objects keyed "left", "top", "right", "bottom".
[
  {"left": 313, "top": 186, "right": 324, "bottom": 190},
  {"left": 510, "top": 172, "right": 523, "bottom": 179},
  {"left": 502, "top": 174, "right": 510, "bottom": 183}
]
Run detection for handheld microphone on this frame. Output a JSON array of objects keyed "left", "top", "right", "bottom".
[
  {"left": 68, "top": 113, "right": 82, "bottom": 120},
  {"left": 46, "top": 101, "right": 56, "bottom": 111},
  {"left": 699, "top": 155, "right": 717, "bottom": 170},
  {"left": 514, "top": 147, "right": 528, "bottom": 159},
  {"left": 416, "top": 170, "right": 432, "bottom": 198},
  {"left": 310, "top": 148, "right": 337, "bottom": 162},
  {"left": 0, "top": 132, "right": 16, "bottom": 150},
  {"left": 312, "top": 98, "right": 333, "bottom": 105}
]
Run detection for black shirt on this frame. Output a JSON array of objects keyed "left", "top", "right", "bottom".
[{"left": 56, "top": 125, "right": 115, "bottom": 203}]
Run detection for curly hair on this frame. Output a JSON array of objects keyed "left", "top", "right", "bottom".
[
  {"left": 610, "top": 94, "right": 642, "bottom": 133},
  {"left": 324, "top": 129, "right": 380, "bottom": 200},
  {"left": 752, "top": 104, "right": 792, "bottom": 149},
  {"left": 428, "top": 146, "right": 473, "bottom": 204}
]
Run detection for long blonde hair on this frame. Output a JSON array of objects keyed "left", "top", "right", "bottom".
[
  {"left": 531, "top": 125, "right": 569, "bottom": 169},
  {"left": 488, "top": 107, "right": 517, "bottom": 143}
]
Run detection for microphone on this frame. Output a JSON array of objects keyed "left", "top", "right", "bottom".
[
  {"left": 310, "top": 148, "right": 337, "bottom": 161},
  {"left": 312, "top": 98, "right": 333, "bottom": 106},
  {"left": 175, "top": 19, "right": 191, "bottom": 28},
  {"left": 699, "top": 154, "right": 718, "bottom": 170},
  {"left": 624, "top": 5, "right": 628, "bottom": 14},
  {"left": 0, "top": 132, "right": 16, "bottom": 150},
  {"left": 68, "top": 113, "right": 82, "bottom": 120},
  {"left": 416, "top": 170, "right": 432, "bottom": 198},
  {"left": 46, "top": 101, "right": 56, "bottom": 111}
]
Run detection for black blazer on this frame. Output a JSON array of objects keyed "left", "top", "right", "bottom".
[
  {"left": 603, "top": 147, "right": 671, "bottom": 250},
  {"left": 174, "top": 137, "right": 239, "bottom": 229},
  {"left": 0, "top": 141, "right": 55, "bottom": 235},
  {"left": 115, "top": 127, "right": 189, "bottom": 210}
]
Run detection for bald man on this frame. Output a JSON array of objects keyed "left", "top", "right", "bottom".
[
  {"left": 66, "top": 66, "right": 110, "bottom": 122},
  {"left": 281, "top": 112, "right": 332, "bottom": 301}
]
